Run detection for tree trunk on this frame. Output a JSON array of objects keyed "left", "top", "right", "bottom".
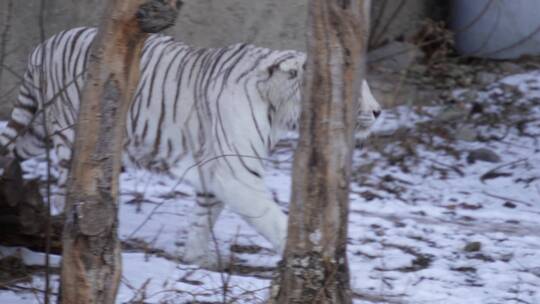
[
  {"left": 59, "top": 1, "right": 180, "bottom": 303},
  {"left": 270, "top": 1, "right": 370, "bottom": 303}
]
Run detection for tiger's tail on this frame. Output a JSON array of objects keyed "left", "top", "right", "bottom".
[{"left": 0, "top": 60, "right": 45, "bottom": 159}]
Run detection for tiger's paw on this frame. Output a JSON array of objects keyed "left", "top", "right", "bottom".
[{"left": 182, "top": 249, "right": 229, "bottom": 271}]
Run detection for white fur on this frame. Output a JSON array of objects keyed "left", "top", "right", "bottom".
[
  {"left": 183, "top": 75, "right": 381, "bottom": 267},
  {"left": 356, "top": 80, "right": 381, "bottom": 139}
]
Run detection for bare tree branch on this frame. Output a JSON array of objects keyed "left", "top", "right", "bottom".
[{"left": 0, "top": 0, "right": 14, "bottom": 89}]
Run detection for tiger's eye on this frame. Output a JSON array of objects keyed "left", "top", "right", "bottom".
[{"left": 289, "top": 70, "right": 298, "bottom": 79}]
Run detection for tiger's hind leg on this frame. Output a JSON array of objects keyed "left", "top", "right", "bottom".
[
  {"left": 48, "top": 159, "right": 70, "bottom": 214},
  {"left": 46, "top": 129, "right": 74, "bottom": 214},
  {"left": 183, "top": 192, "right": 225, "bottom": 269},
  {"left": 10, "top": 123, "right": 68, "bottom": 213}
]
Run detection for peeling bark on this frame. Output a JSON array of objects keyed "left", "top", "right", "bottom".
[
  {"left": 59, "top": 1, "right": 180, "bottom": 303},
  {"left": 270, "top": 1, "right": 369, "bottom": 303}
]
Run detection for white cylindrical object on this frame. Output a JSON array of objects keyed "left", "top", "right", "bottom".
[{"left": 451, "top": 0, "right": 540, "bottom": 59}]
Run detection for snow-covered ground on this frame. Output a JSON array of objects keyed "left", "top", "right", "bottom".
[{"left": 1, "top": 71, "right": 539, "bottom": 303}]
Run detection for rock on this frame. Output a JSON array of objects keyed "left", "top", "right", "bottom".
[
  {"left": 464, "top": 241, "right": 482, "bottom": 252},
  {"left": 436, "top": 106, "right": 467, "bottom": 122},
  {"left": 475, "top": 71, "right": 498, "bottom": 86},
  {"left": 467, "top": 148, "right": 501, "bottom": 164},
  {"left": 468, "top": 253, "right": 495, "bottom": 262},
  {"left": 358, "top": 190, "right": 381, "bottom": 202},
  {"left": 499, "top": 62, "right": 524, "bottom": 75},
  {"left": 500, "top": 253, "right": 514, "bottom": 262},
  {"left": 455, "top": 127, "right": 477, "bottom": 142},
  {"left": 451, "top": 266, "right": 477, "bottom": 273},
  {"left": 366, "top": 74, "right": 421, "bottom": 108},
  {"left": 446, "top": 78, "right": 458, "bottom": 88},
  {"left": 369, "top": 41, "right": 424, "bottom": 72},
  {"left": 469, "top": 102, "right": 484, "bottom": 115},
  {"left": 457, "top": 75, "right": 474, "bottom": 87},
  {"left": 503, "top": 201, "right": 517, "bottom": 208},
  {"left": 530, "top": 267, "right": 540, "bottom": 278},
  {"left": 409, "top": 64, "right": 427, "bottom": 75},
  {"left": 456, "top": 89, "right": 479, "bottom": 103}
]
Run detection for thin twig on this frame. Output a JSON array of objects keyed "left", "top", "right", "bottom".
[
  {"left": 426, "top": 158, "right": 464, "bottom": 177},
  {"left": 482, "top": 191, "right": 533, "bottom": 207},
  {"left": 480, "top": 158, "right": 527, "bottom": 183},
  {"left": 37, "top": 1, "right": 52, "bottom": 303},
  {"left": 368, "top": 0, "right": 388, "bottom": 49},
  {"left": 0, "top": 0, "right": 14, "bottom": 87},
  {"left": 370, "top": 0, "right": 405, "bottom": 49}
]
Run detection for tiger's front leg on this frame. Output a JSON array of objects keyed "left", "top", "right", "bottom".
[
  {"left": 211, "top": 167, "right": 288, "bottom": 254},
  {"left": 183, "top": 192, "right": 225, "bottom": 269}
]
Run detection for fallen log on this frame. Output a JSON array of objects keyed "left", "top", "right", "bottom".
[{"left": 0, "top": 157, "right": 63, "bottom": 253}]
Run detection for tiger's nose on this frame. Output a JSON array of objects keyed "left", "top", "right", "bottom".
[{"left": 373, "top": 110, "right": 381, "bottom": 118}]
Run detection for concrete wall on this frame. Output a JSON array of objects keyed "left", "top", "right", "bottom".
[
  {"left": 0, "top": 0, "right": 437, "bottom": 118},
  {"left": 0, "top": 0, "right": 106, "bottom": 117}
]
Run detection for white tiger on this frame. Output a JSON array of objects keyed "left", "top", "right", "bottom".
[{"left": 0, "top": 27, "right": 381, "bottom": 267}]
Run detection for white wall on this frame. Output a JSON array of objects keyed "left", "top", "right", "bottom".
[{"left": 0, "top": 0, "right": 434, "bottom": 117}]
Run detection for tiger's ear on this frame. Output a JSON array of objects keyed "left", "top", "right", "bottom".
[{"left": 265, "top": 63, "right": 280, "bottom": 78}]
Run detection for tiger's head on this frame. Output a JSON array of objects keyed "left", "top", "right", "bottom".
[
  {"left": 257, "top": 51, "right": 305, "bottom": 131},
  {"left": 257, "top": 51, "right": 381, "bottom": 138}
]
